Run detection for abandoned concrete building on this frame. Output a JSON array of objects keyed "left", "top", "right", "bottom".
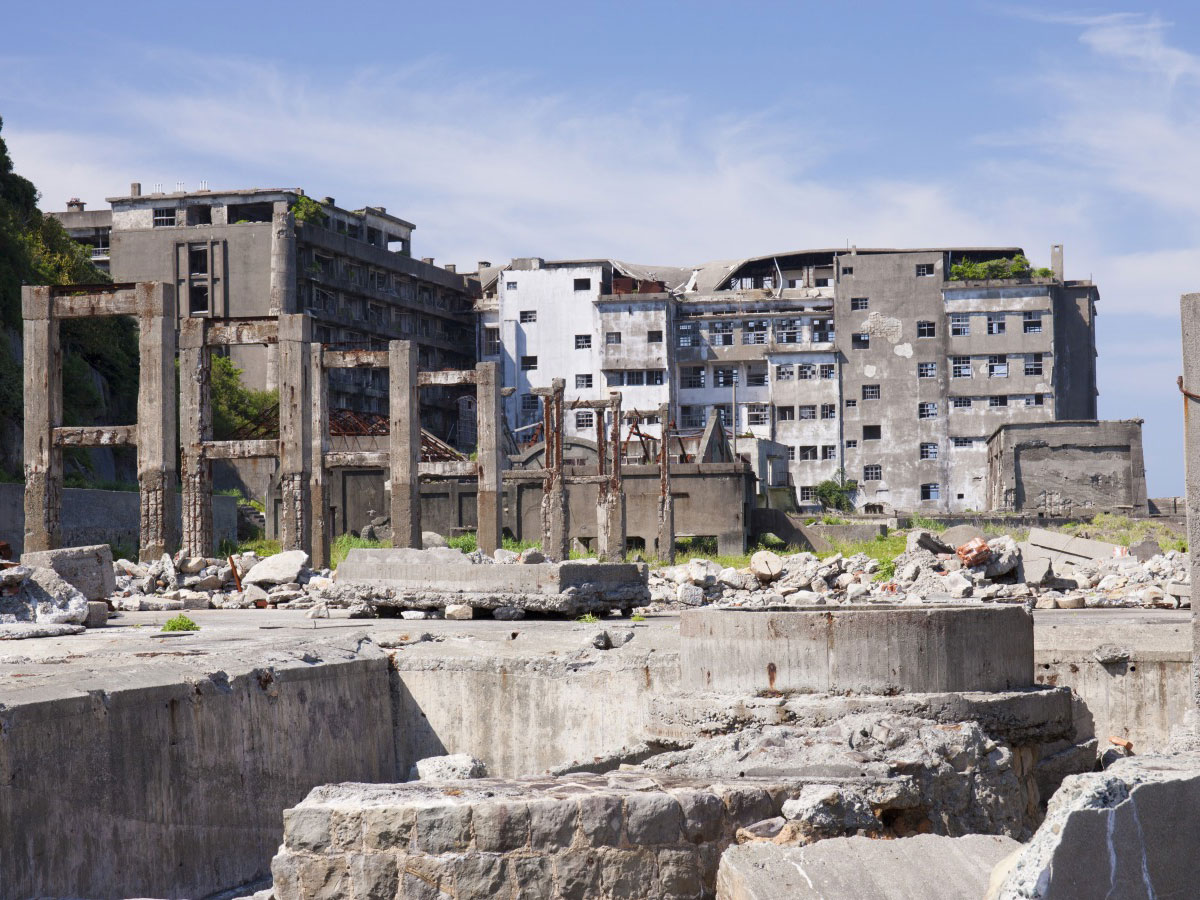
[
  {"left": 475, "top": 245, "right": 1121, "bottom": 514},
  {"left": 51, "top": 186, "right": 475, "bottom": 439}
]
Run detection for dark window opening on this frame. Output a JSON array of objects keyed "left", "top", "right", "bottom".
[
  {"left": 574, "top": 278, "right": 592, "bottom": 291},
  {"left": 189, "top": 284, "right": 210, "bottom": 314},
  {"left": 188, "top": 246, "right": 208, "bottom": 276},
  {"left": 227, "top": 202, "right": 273, "bottom": 224},
  {"left": 863, "top": 425, "right": 881, "bottom": 440},
  {"left": 186, "top": 205, "right": 213, "bottom": 225}
]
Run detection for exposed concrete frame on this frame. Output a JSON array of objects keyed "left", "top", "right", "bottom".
[
  {"left": 1180, "top": 292, "right": 1200, "bottom": 714},
  {"left": 21, "top": 282, "right": 178, "bottom": 561},
  {"left": 309, "top": 342, "right": 503, "bottom": 565},
  {"left": 179, "top": 315, "right": 311, "bottom": 557}
]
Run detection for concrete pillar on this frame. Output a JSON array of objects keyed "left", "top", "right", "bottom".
[
  {"left": 389, "top": 340, "right": 421, "bottom": 548},
  {"left": 540, "top": 379, "right": 568, "bottom": 561},
  {"left": 656, "top": 402, "right": 675, "bottom": 564},
  {"left": 137, "top": 283, "right": 179, "bottom": 561},
  {"left": 269, "top": 203, "right": 297, "bottom": 315},
  {"left": 310, "top": 347, "right": 330, "bottom": 570},
  {"left": 179, "top": 317, "right": 213, "bottom": 557},
  {"left": 597, "top": 392, "right": 626, "bottom": 562},
  {"left": 1180, "top": 292, "right": 1200, "bottom": 715},
  {"left": 21, "top": 286, "right": 61, "bottom": 552},
  {"left": 475, "top": 360, "right": 503, "bottom": 555},
  {"left": 277, "top": 314, "right": 311, "bottom": 553}
]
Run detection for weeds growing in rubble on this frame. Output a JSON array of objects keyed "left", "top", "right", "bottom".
[{"left": 162, "top": 614, "right": 199, "bottom": 632}]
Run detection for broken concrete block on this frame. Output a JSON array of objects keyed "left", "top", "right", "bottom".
[
  {"left": 749, "top": 551, "right": 784, "bottom": 582},
  {"left": 178, "top": 557, "right": 207, "bottom": 574},
  {"left": 0, "top": 567, "right": 90, "bottom": 625},
  {"left": 20, "top": 544, "right": 116, "bottom": 601},
  {"left": 84, "top": 600, "right": 109, "bottom": 627},
  {"left": 1129, "top": 539, "right": 1160, "bottom": 562},
  {"left": 1021, "top": 556, "right": 1053, "bottom": 586},
  {"left": 409, "top": 754, "right": 487, "bottom": 782},
  {"left": 421, "top": 531, "right": 448, "bottom": 549},
  {"left": 444, "top": 603, "right": 474, "bottom": 620},
  {"left": 1056, "top": 594, "right": 1086, "bottom": 609},
  {"left": 519, "top": 548, "right": 546, "bottom": 564},
  {"left": 944, "top": 572, "right": 973, "bottom": 599},
  {"left": 941, "top": 524, "right": 986, "bottom": 549},
  {"left": 906, "top": 530, "right": 952, "bottom": 555},
  {"left": 676, "top": 583, "right": 705, "bottom": 606},
  {"left": 492, "top": 606, "right": 525, "bottom": 620},
  {"left": 243, "top": 550, "right": 310, "bottom": 586},
  {"left": 493, "top": 548, "right": 519, "bottom": 564}
]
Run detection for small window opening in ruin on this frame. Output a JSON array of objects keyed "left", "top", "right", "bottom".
[
  {"left": 953, "top": 437, "right": 975, "bottom": 447},
  {"left": 606, "top": 371, "right": 623, "bottom": 387},
  {"left": 863, "top": 464, "right": 882, "bottom": 481},
  {"left": 743, "top": 320, "right": 768, "bottom": 345},
  {"left": 708, "top": 320, "right": 735, "bottom": 346},
  {"left": 575, "top": 411, "right": 594, "bottom": 429},
  {"left": 920, "top": 442, "right": 939, "bottom": 460},
  {"left": 822, "top": 445, "right": 836, "bottom": 460},
  {"left": 862, "top": 384, "right": 880, "bottom": 400},
  {"left": 799, "top": 484, "right": 816, "bottom": 501},
  {"left": 574, "top": 278, "right": 592, "bottom": 291},
  {"left": 814, "top": 277, "right": 830, "bottom": 287},
  {"left": 648, "top": 330, "right": 663, "bottom": 343},
  {"left": 864, "top": 503, "right": 884, "bottom": 514},
  {"left": 681, "top": 405, "right": 705, "bottom": 428},
  {"left": 845, "top": 398, "right": 857, "bottom": 408},
  {"left": 952, "top": 356, "right": 971, "bottom": 378},
  {"left": 917, "top": 320, "right": 936, "bottom": 338},
  {"left": 988, "top": 355, "right": 1008, "bottom": 377},
  {"left": 845, "top": 439, "right": 858, "bottom": 448},
  {"left": 863, "top": 425, "right": 881, "bottom": 441},
  {"left": 506, "top": 281, "right": 517, "bottom": 291},
  {"left": 852, "top": 332, "right": 870, "bottom": 349},
  {"left": 189, "top": 283, "right": 210, "bottom": 315},
  {"left": 520, "top": 310, "right": 537, "bottom": 323},
  {"left": 798, "top": 445, "right": 818, "bottom": 460},
  {"left": 226, "top": 202, "right": 273, "bottom": 223},
  {"left": 683, "top": 367, "right": 705, "bottom": 389},
  {"left": 747, "top": 405, "right": 769, "bottom": 426},
  {"left": 1025, "top": 353, "right": 1044, "bottom": 376},
  {"left": 918, "top": 361, "right": 937, "bottom": 378},
  {"left": 575, "top": 374, "right": 592, "bottom": 389},
  {"left": 188, "top": 245, "right": 209, "bottom": 276},
  {"left": 798, "top": 405, "right": 817, "bottom": 420},
  {"left": 916, "top": 263, "right": 935, "bottom": 277},
  {"left": 520, "top": 356, "right": 538, "bottom": 371},
  {"left": 677, "top": 321, "right": 698, "bottom": 347},
  {"left": 748, "top": 368, "right": 767, "bottom": 387},
  {"left": 989, "top": 395, "right": 1008, "bottom": 407},
  {"left": 987, "top": 315, "right": 1006, "bottom": 335},
  {"left": 1026, "top": 393, "right": 1045, "bottom": 407},
  {"left": 484, "top": 328, "right": 500, "bottom": 356},
  {"left": 841, "top": 266, "right": 854, "bottom": 276},
  {"left": 153, "top": 207, "right": 176, "bottom": 227},
  {"left": 851, "top": 297, "right": 869, "bottom": 311},
  {"left": 624, "top": 370, "right": 645, "bottom": 386},
  {"left": 606, "top": 332, "right": 622, "bottom": 344},
  {"left": 714, "top": 367, "right": 739, "bottom": 387},
  {"left": 953, "top": 397, "right": 973, "bottom": 408},
  {"left": 521, "top": 394, "right": 539, "bottom": 413},
  {"left": 820, "top": 364, "right": 836, "bottom": 379},
  {"left": 921, "top": 482, "right": 940, "bottom": 500},
  {"left": 574, "top": 334, "right": 591, "bottom": 349},
  {"left": 777, "top": 364, "right": 796, "bottom": 382},
  {"left": 918, "top": 402, "right": 938, "bottom": 419},
  {"left": 951, "top": 314, "right": 970, "bottom": 337},
  {"left": 958, "top": 493, "right": 965, "bottom": 500},
  {"left": 187, "top": 205, "right": 213, "bottom": 225},
  {"left": 778, "top": 406, "right": 795, "bottom": 421},
  {"left": 647, "top": 369, "right": 665, "bottom": 385},
  {"left": 821, "top": 404, "right": 836, "bottom": 419},
  {"left": 1023, "top": 311, "right": 1043, "bottom": 334}
]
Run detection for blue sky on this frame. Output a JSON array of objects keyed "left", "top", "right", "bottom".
[{"left": 2, "top": 2, "right": 1196, "bottom": 495}]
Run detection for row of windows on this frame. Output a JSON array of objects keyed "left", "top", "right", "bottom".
[
  {"left": 507, "top": 278, "right": 593, "bottom": 292},
  {"left": 786, "top": 445, "right": 838, "bottom": 461},
  {"left": 676, "top": 319, "right": 833, "bottom": 348},
  {"left": 850, "top": 311, "right": 1045, "bottom": 348},
  {"left": 777, "top": 403, "right": 838, "bottom": 421}
]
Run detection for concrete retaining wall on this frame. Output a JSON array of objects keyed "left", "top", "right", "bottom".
[{"left": 0, "top": 483, "right": 237, "bottom": 556}]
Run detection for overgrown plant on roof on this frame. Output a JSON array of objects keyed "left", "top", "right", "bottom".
[{"left": 949, "top": 254, "right": 1055, "bottom": 281}]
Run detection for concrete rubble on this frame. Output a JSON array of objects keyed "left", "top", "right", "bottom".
[{"left": 0, "top": 564, "right": 89, "bottom": 638}]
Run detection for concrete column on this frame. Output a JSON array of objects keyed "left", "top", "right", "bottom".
[
  {"left": 389, "top": 340, "right": 421, "bottom": 548},
  {"left": 540, "top": 379, "right": 568, "bottom": 561},
  {"left": 21, "top": 286, "right": 61, "bottom": 551},
  {"left": 179, "top": 317, "right": 213, "bottom": 557},
  {"left": 269, "top": 203, "right": 297, "bottom": 315},
  {"left": 137, "top": 283, "right": 179, "bottom": 561},
  {"left": 656, "top": 402, "right": 675, "bottom": 564},
  {"left": 310, "top": 347, "right": 330, "bottom": 570},
  {"left": 597, "top": 393, "right": 626, "bottom": 562},
  {"left": 475, "top": 360, "right": 503, "bottom": 555},
  {"left": 1180, "top": 292, "right": 1200, "bottom": 715},
  {"left": 277, "top": 314, "right": 311, "bottom": 553}
]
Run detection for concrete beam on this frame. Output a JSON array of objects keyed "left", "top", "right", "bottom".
[
  {"left": 53, "top": 425, "right": 138, "bottom": 447},
  {"left": 418, "top": 460, "right": 477, "bottom": 479},
  {"left": 321, "top": 349, "right": 388, "bottom": 370},
  {"left": 201, "top": 440, "right": 279, "bottom": 460},
  {"left": 419, "top": 370, "right": 477, "bottom": 387},
  {"left": 204, "top": 320, "right": 280, "bottom": 346}
]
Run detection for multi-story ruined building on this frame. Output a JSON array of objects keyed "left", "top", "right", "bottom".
[
  {"left": 476, "top": 245, "right": 1100, "bottom": 513},
  {"left": 52, "top": 186, "right": 475, "bottom": 439}
]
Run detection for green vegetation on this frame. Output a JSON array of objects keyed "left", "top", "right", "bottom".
[
  {"left": 210, "top": 355, "right": 278, "bottom": 440},
  {"left": 331, "top": 533, "right": 387, "bottom": 568},
  {"left": 577, "top": 613, "right": 600, "bottom": 624},
  {"left": 631, "top": 614, "right": 646, "bottom": 622},
  {"left": 445, "top": 533, "right": 545, "bottom": 555},
  {"left": 815, "top": 470, "right": 857, "bottom": 513},
  {"left": 909, "top": 514, "right": 945, "bottom": 533},
  {"left": 162, "top": 614, "right": 200, "bottom": 632},
  {"left": 218, "top": 536, "right": 282, "bottom": 559},
  {"left": 63, "top": 475, "right": 138, "bottom": 492},
  {"left": 819, "top": 514, "right": 849, "bottom": 526},
  {"left": 1056, "top": 513, "right": 1186, "bottom": 553},
  {"left": 289, "top": 192, "right": 328, "bottom": 226},
  {"left": 949, "top": 254, "right": 1054, "bottom": 281}
]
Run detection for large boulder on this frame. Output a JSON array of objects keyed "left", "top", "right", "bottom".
[
  {"left": 0, "top": 566, "right": 89, "bottom": 625},
  {"left": 243, "top": 550, "right": 310, "bottom": 586},
  {"left": 750, "top": 550, "right": 784, "bottom": 582},
  {"left": 19, "top": 544, "right": 116, "bottom": 601},
  {"left": 421, "top": 531, "right": 449, "bottom": 549}
]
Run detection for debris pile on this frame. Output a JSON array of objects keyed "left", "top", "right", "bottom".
[{"left": 0, "top": 565, "right": 91, "bottom": 638}]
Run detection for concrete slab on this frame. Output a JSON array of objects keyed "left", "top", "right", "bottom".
[
  {"left": 992, "top": 754, "right": 1200, "bottom": 899},
  {"left": 18, "top": 543, "right": 115, "bottom": 600},
  {"left": 1027, "top": 527, "right": 1121, "bottom": 564},
  {"left": 717, "top": 834, "right": 1021, "bottom": 900}
]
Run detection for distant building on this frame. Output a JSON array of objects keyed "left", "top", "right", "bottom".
[{"left": 52, "top": 185, "right": 476, "bottom": 441}]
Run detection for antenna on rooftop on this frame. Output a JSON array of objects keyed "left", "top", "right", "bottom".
[
  {"left": 152, "top": 182, "right": 163, "bottom": 194},
  {"left": 176, "top": 181, "right": 185, "bottom": 192},
  {"left": 199, "top": 180, "right": 209, "bottom": 191}
]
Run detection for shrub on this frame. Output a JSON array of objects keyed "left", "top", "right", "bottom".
[{"left": 162, "top": 614, "right": 199, "bottom": 632}]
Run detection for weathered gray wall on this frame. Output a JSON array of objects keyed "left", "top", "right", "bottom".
[{"left": 0, "top": 483, "right": 236, "bottom": 556}]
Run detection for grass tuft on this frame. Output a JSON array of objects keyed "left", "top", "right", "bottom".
[{"left": 162, "top": 614, "right": 199, "bottom": 632}]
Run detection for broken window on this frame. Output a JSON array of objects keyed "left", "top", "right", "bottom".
[
  {"left": 822, "top": 445, "right": 837, "bottom": 460},
  {"left": 862, "top": 384, "right": 880, "bottom": 400},
  {"left": 624, "top": 370, "right": 645, "bottom": 386},
  {"left": 646, "top": 369, "right": 665, "bottom": 385},
  {"left": 575, "top": 334, "right": 591, "bottom": 349},
  {"left": 820, "top": 364, "right": 836, "bottom": 379},
  {"left": 988, "top": 355, "right": 1008, "bottom": 377},
  {"left": 950, "top": 314, "right": 970, "bottom": 337},
  {"left": 841, "top": 266, "right": 854, "bottom": 276},
  {"left": 1023, "top": 311, "right": 1043, "bottom": 334},
  {"left": 606, "top": 332, "right": 622, "bottom": 344},
  {"left": 520, "top": 356, "right": 538, "bottom": 371},
  {"left": 775, "top": 319, "right": 802, "bottom": 343},
  {"left": 799, "top": 485, "right": 816, "bottom": 501},
  {"left": 1026, "top": 393, "right": 1045, "bottom": 407},
  {"left": 918, "top": 402, "right": 938, "bottom": 419},
  {"left": 714, "top": 367, "right": 739, "bottom": 387},
  {"left": 915, "top": 263, "right": 935, "bottom": 277},
  {"left": 520, "top": 310, "right": 537, "bottom": 323},
  {"left": 778, "top": 405, "right": 795, "bottom": 421},
  {"left": 743, "top": 320, "right": 768, "bottom": 345},
  {"left": 714, "top": 404, "right": 732, "bottom": 427},
  {"left": 952, "top": 356, "right": 971, "bottom": 378},
  {"left": 521, "top": 394, "right": 540, "bottom": 413},
  {"left": 918, "top": 362, "right": 937, "bottom": 378},
  {"left": 845, "top": 398, "right": 858, "bottom": 408},
  {"left": 573, "top": 278, "right": 592, "bottom": 291},
  {"left": 813, "top": 319, "right": 834, "bottom": 342},
  {"left": 953, "top": 396, "right": 973, "bottom": 408},
  {"left": 863, "top": 464, "right": 882, "bottom": 481},
  {"left": 153, "top": 208, "right": 176, "bottom": 227},
  {"left": 226, "top": 202, "right": 273, "bottom": 223},
  {"left": 851, "top": 297, "right": 869, "bottom": 311},
  {"left": 821, "top": 404, "right": 836, "bottom": 419},
  {"left": 815, "top": 277, "right": 830, "bottom": 287},
  {"left": 677, "top": 321, "right": 698, "bottom": 347},
  {"left": 186, "top": 205, "right": 213, "bottom": 225},
  {"left": 920, "top": 442, "right": 939, "bottom": 460},
  {"left": 863, "top": 425, "right": 881, "bottom": 441},
  {"left": 987, "top": 315, "right": 1006, "bottom": 335},
  {"left": 952, "top": 437, "right": 975, "bottom": 448},
  {"left": 682, "top": 367, "right": 705, "bottom": 389},
  {"left": 576, "top": 374, "right": 592, "bottom": 389},
  {"left": 681, "top": 405, "right": 705, "bottom": 428},
  {"left": 916, "top": 320, "right": 936, "bottom": 338},
  {"left": 506, "top": 281, "right": 517, "bottom": 291},
  {"left": 798, "top": 405, "right": 817, "bottom": 420},
  {"left": 852, "top": 333, "right": 870, "bottom": 349},
  {"left": 747, "top": 368, "right": 768, "bottom": 387},
  {"left": 188, "top": 283, "right": 209, "bottom": 315},
  {"left": 575, "top": 411, "right": 594, "bottom": 429},
  {"left": 747, "top": 405, "right": 770, "bottom": 426},
  {"left": 1025, "top": 353, "right": 1043, "bottom": 376},
  {"left": 775, "top": 364, "right": 794, "bottom": 382},
  {"left": 648, "top": 330, "right": 663, "bottom": 343},
  {"left": 605, "top": 372, "right": 623, "bottom": 387},
  {"left": 708, "top": 321, "right": 735, "bottom": 346},
  {"left": 989, "top": 395, "right": 1008, "bottom": 407},
  {"left": 799, "top": 446, "right": 818, "bottom": 460},
  {"left": 798, "top": 364, "right": 816, "bottom": 380},
  {"left": 188, "top": 245, "right": 208, "bottom": 276},
  {"left": 921, "top": 482, "right": 940, "bottom": 500}
]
